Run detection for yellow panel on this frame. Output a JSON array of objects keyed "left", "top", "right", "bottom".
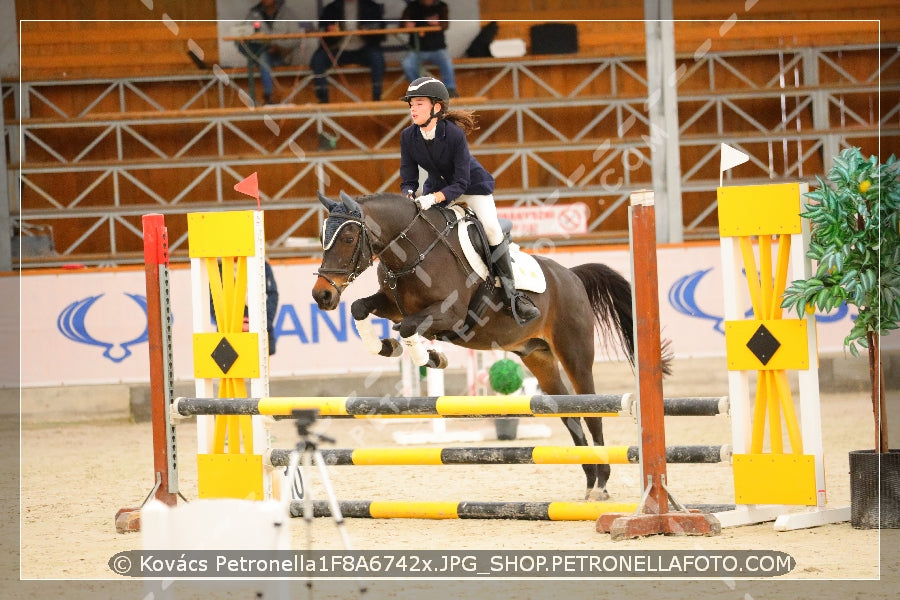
[
  {"left": 717, "top": 183, "right": 803, "bottom": 237},
  {"left": 188, "top": 211, "right": 256, "bottom": 258},
  {"left": 725, "top": 319, "right": 809, "bottom": 371},
  {"left": 193, "top": 332, "right": 260, "bottom": 378},
  {"left": 732, "top": 453, "right": 817, "bottom": 505},
  {"left": 197, "top": 453, "right": 264, "bottom": 500}
]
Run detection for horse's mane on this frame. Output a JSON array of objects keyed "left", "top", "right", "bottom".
[
  {"left": 356, "top": 192, "right": 408, "bottom": 206},
  {"left": 354, "top": 192, "right": 418, "bottom": 222}
]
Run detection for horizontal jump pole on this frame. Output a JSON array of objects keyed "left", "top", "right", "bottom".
[
  {"left": 267, "top": 444, "right": 732, "bottom": 467},
  {"left": 290, "top": 500, "right": 736, "bottom": 521},
  {"left": 174, "top": 394, "right": 729, "bottom": 418}
]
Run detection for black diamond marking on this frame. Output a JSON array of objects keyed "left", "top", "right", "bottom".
[
  {"left": 211, "top": 337, "right": 239, "bottom": 374},
  {"left": 746, "top": 324, "right": 781, "bottom": 366}
]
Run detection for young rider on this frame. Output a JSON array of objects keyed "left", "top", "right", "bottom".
[{"left": 399, "top": 76, "right": 540, "bottom": 325}]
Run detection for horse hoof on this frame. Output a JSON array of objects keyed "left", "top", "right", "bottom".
[
  {"left": 585, "top": 487, "right": 610, "bottom": 501},
  {"left": 380, "top": 338, "right": 403, "bottom": 358},
  {"left": 426, "top": 351, "right": 448, "bottom": 369}
]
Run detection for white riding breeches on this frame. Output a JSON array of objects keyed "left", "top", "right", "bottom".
[{"left": 455, "top": 193, "right": 504, "bottom": 246}]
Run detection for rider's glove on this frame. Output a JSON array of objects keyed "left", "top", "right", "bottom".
[{"left": 415, "top": 193, "right": 437, "bottom": 211}]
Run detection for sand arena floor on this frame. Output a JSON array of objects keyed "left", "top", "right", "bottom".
[{"left": 11, "top": 389, "right": 900, "bottom": 599}]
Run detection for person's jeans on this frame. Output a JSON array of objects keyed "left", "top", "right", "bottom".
[
  {"left": 402, "top": 49, "right": 456, "bottom": 92},
  {"left": 257, "top": 47, "right": 285, "bottom": 100},
  {"left": 311, "top": 45, "right": 386, "bottom": 102}
]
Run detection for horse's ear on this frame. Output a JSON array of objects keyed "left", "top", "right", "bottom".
[
  {"left": 339, "top": 191, "right": 362, "bottom": 215},
  {"left": 317, "top": 191, "right": 339, "bottom": 211}
]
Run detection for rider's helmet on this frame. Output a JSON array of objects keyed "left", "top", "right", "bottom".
[{"left": 400, "top": 77, "right": 450, "bottom": 111}]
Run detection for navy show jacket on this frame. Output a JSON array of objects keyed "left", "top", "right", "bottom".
[{"left": 399, "top": 119, "right": 495, "bottom": 203}]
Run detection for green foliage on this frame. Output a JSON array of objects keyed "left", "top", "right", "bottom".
[
  {"left": 781, "top": 148, "right": 900, "bottom": 356},
  {"left": 488, "top": 358, "right": 525, "bottom": 395}
]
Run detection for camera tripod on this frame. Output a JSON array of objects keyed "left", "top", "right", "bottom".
[{"left": 284, "top": 409, "right": 367, "bottom": 598}]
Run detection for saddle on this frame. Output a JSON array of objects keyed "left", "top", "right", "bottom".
[{"left": 433, "top": 204, "right": 546, "bottom": 294}]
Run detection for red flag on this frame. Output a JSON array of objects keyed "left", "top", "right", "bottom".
[{"left": 234, "top": 172, "right": 260, "bottom": 210}]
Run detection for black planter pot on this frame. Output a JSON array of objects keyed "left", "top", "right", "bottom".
[
  {"left": 494, "top": 418, "right": 519, "bottom": 441},
  {"left": 849, "top": 449, "right": 900, "bottom": 529}
]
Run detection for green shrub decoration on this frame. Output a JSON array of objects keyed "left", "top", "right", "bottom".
[
  {"left": 781, "top": 148, "right": 900, "bottom": 357},
  {"left": 488, "top": 358, "right": 525, "bottom": 395}
]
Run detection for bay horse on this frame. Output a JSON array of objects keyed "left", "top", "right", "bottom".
[{"left": 312, "top": 191, "right": 664, "bottom": 501}]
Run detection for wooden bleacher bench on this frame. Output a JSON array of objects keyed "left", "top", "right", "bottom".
[{"left": 19, "top": 21, "right": 220, "bottom": 81}]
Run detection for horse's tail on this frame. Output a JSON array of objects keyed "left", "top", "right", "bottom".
[{"left": 570, "top": 263, "right": 673, "bottom": 375}]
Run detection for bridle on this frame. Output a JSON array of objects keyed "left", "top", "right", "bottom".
[{"left": 314, "top": 212, "right": 373, "bottom": 294}]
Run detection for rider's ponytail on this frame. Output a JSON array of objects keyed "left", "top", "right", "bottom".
[{"left": 441, "top": 109, "right": 479, "bottom": 135}]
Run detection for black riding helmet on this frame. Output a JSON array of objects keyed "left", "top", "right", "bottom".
[{"left": 401, "top": 77, "right": 450, "bottom": 124}]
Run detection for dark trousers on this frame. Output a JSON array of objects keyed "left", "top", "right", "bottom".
[{"left": 310, "top": 45, "right": 385, "bottom": 102}]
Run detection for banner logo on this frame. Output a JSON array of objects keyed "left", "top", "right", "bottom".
[
  {"left": 669, "top": 269, "right": 852, "bottom": 330},
  {"left": 57, "top": 293, "right": 149, "bottom": 363}
]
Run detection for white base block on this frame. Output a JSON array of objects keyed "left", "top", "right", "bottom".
[
  {"left": 713, "top": 505, "right": 795, "bottom": 528},
  {"left": 141, "top": 499, "right": 291, "bottom": 600},
  {"left": 714, "top": 504, "right": 851, "bottom": 530},
  {"left": 773, "top": 506, "right": 851, "bottom": 531}
]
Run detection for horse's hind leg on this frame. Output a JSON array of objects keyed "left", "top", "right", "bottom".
[
  {"left": 520, "top": 347, "right": 600, "bottom": 500},
  {"left": 582, "top": 418, "right": 610, "bottom": 500},
  {"left": 553, "top": 334, "right": 611, "bottom": 500}
]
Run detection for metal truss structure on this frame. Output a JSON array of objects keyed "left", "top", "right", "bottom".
[{"left": 4, "top": 44, "right": 898, "bottom": 267}]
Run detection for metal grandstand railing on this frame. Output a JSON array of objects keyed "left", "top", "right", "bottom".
[{"left": 4, "top": 44, "right": 898, "bottom": 267}]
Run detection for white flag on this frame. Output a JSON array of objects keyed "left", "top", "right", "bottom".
[{"left": 720, "top": 143, "right": 750, "bottom": 173}]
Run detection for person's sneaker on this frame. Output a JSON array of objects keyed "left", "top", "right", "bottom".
[
  {"left": 315, "top": 89, "right": 329, "bottom": 104},
  {"left": 448, "top": 87, "right": 459, "bottom": 98}
]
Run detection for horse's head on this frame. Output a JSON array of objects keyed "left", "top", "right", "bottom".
[{"left": 312, "top": 191, "right": 373, "bottom": 310}]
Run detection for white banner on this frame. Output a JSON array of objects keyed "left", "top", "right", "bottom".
[
  {"left": 15, "top": 243, "right": 859, "bottom": 388},
  {"left": 496, "top": 203, "right": 590, "bottom": 237}
]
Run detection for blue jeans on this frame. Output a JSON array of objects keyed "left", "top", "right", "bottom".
[
  {"left": 402, "top": 49, "right": 456, "bottom": 91},
  {"left": 256, "top": 47, "right": 285, "bottom": 99},
  {"left": 311, "top": 45, "right": 385, "bottom": 102}
]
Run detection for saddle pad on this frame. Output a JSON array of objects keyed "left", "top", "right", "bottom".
[{"left": 450, "top": 207, "right": 546, "bottom": 294}]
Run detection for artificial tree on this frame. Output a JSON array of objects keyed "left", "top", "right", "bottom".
[{"left": 781, "top": 147, "right": 900, "bottom": 453}]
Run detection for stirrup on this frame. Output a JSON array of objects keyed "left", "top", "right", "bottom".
[{"left": 510, "top": 294, "right": 540, "bottom": 326}]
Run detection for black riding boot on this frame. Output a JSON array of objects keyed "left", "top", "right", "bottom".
[{"left": 489, "top": 240, "right": 540, "bottom": 325}]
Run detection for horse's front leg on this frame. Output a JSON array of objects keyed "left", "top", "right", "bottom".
[
  {"left": 350, "top": 292, "right": 403, "bottom": 358},
  {"left": 394, "top": 302, "right": 466, "bottom": 369}
]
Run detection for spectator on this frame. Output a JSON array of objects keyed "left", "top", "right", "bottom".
[
  {"left": 242, "top": 0, "right": 301, "bottom": 105},
  {"left": 401, "top": 0, "right": 457, "bottom": 97},
  {"left": 310, "top": 0, "right": 386, "bottom": 103}
]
